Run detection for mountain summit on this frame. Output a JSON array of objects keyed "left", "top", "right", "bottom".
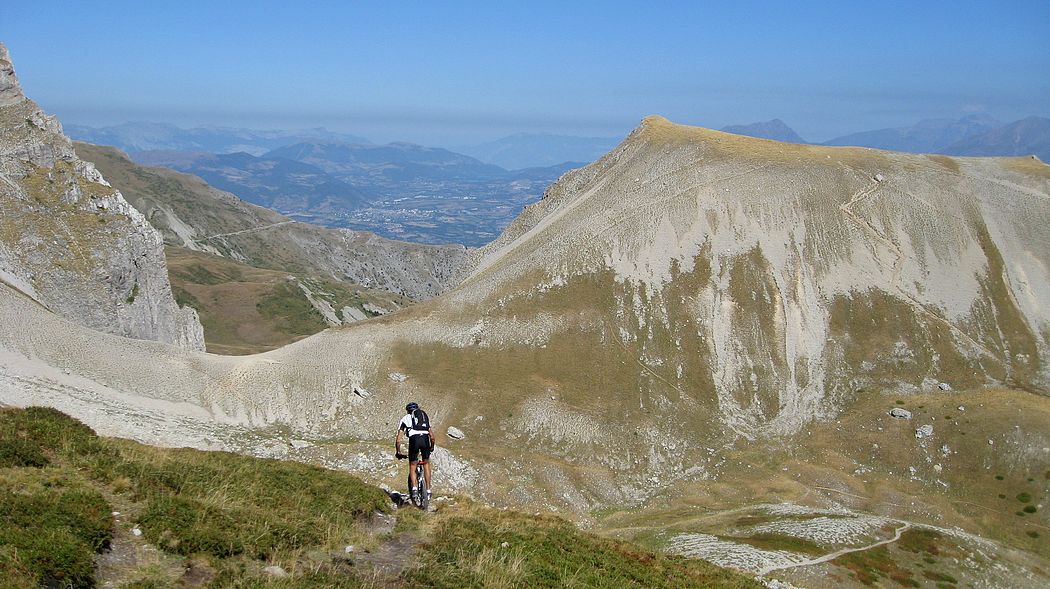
[{"left": 0, "top": 43, "right": 25, "bottom": 107}]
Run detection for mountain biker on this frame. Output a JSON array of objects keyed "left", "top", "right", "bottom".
[{"left": 395, "top": 402, "right": 434, "bottom": 505}]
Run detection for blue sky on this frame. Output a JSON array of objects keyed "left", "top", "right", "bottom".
[{"left": 3, "top": 1, "right": 1048, "bottom": 145}]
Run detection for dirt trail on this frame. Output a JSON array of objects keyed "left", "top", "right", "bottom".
[
  {"left": 196, "top": 220, "right": 293, "bottom": 241},
  {"left": 756, "top": 522, "right": 911, "bottom": 576}
]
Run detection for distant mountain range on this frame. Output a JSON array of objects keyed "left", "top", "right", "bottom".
[
  {"left": 719, "top": 114, "right": 1049, "bottom": 161},
  {"left": 721, "top": 119, "right": 806, "bottom": 143},
  {"left": 266, "top": 141, "right": 510, "bottom": 182},
  {"left": 455, "top": 133, "right": 620, "bottom": 170},
  {"left": 940, "top": 116, "right": 1050, "bottom": 159},
  {"left": 133, "top": 150, "right": 372, "bottom": 213},
  {"left": 822, "top": 113, "right": 1002, "bottom": 153},
  {"left": 65, "top": 122, "right": 371, "bottom": 156},
  {"left": 67, "top": 115, "right": 1050, "bottom": 247},
  {"left": 134, "top": 142, "right": 573, "bottom": 246}
]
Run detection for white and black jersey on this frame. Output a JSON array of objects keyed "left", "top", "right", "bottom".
[{"left": 399, "top": 414, "right": 430, "bottom": 438}]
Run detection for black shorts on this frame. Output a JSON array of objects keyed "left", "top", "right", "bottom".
[{"left": 408, "top": 434, "right": 432, "bottom": 462}]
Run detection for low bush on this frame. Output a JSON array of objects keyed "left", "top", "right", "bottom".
[{"left": 0, "top": 486, "right": 113, "bottom": 588}]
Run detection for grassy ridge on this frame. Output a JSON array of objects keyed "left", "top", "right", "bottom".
[
  {"left": 408, "top": 509, "right": 758, "bottom": 588},
  {"left": 0, "top": 407, "right": 760, "bottom": 588}
]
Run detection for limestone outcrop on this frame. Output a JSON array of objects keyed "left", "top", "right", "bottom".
[{"left": 0, "top": 43, "right": 203, "bottom": 349}]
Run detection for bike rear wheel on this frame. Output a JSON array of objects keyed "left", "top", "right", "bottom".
[{"left": 416, "top": 464, "right": 428, "bottom": 510}]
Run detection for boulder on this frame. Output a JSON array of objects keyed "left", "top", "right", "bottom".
[
  {"left": 938, "top": 382, "right": 952, "bottom": 391},
  {"left": 447, "top": 426, "right": 465, "bottom": 440},
  {"left": 289, "top": 439, "right": 312, "bottom": 450},
  {"left": 263, "top": 565, "right": 288, "bottom": 578},
  {"left": 889, "top": 408, "right": 912, "bottom": 419},
  {"left": 388, "top": 372, "right": 408, "bottom": 383},
  {"left": 915, "top": 424, "right": 934, "bottom": 439}
]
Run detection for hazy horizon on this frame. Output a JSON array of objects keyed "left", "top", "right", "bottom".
[{"left": 3, "top": 1, "right": 1048, "bottom": 146}]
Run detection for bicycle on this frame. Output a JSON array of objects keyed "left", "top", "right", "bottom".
[{"left": 395, "top": 453, "right": 429, "bottom": 510}]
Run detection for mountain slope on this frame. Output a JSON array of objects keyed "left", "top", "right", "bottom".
[
  {"left": 0, "top": 43, "right": 203, "bottom": 349},
  {"left": 74, "top": 143, "right": 468, "bottom": 301},
  {"left": 721, "top": 119, "right": 806, "bottom": 143},
  {"left": 941, "top": 116, "right": 1050, "bottom": 162}
]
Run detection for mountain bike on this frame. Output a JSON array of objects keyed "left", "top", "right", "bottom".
[{"left": 395, "top": 453, "right": 429, "bottom": 510}]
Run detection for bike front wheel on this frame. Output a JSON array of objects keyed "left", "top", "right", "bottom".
[{"left": 417, "top": 465, "right": 428, "bottom": 510}]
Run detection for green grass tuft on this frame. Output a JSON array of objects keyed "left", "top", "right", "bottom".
[
  {"left": 834, "top": 546, "right": 916, "bottom": 587},
  {"left": 897, "top": 528, "right": 943, "bottom": 556}
]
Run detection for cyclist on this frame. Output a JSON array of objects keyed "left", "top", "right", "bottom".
[{"left": 395, "top": 402, "right": 434, "bottom": 505}]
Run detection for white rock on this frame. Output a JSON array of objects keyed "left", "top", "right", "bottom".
[
  {"left": 915, "top": 424, "right": 934, "bottom": 439},
  {"left": 388, "top": 372, "right": 408, "bottom": 383},
  {"left": 263, "top": 565, "right": 288, "bottom": 577},
  {"left": 938, "top": 382, "right": 952, "bottom": 391},
  {"left": 501, "top": 542, "right": 510, "bottom": 548},
  {"left": 289, "top": 439, "right": 312, "bottom": 450},
  {"left": 889, "top": 407, "right": 912, "bottom": 419},
  {"left": 345, "top": 545, "right": 355, "bottom": 553},
  {"left": 353, "top": 387, "right": 371, "bottom": 398},
  {"left": 447, "top": 426, "right": 465, "bottom": 439},
  {"left": 873, "top": 173, "right": 885, "bottom": 182},
  {"left": 957, "top": 405, "right": 965, "bottom": 411},
  {"left": 131, "top": 527, "right": 142, "bottom": 537}
]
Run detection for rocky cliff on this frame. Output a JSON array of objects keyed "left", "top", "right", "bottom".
[{"left": 0, "top": 43, "right": 203, "bottom": 349}]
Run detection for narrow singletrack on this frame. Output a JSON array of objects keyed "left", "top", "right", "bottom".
[
  {"left": 196, "top": 220, "right": 293, "bottom": 242},
  {"left": 756, "top": 522, "right": 911, "bottom": 576}
]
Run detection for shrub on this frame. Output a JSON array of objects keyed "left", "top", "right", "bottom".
[
  {"left": 0, "top": 437, "right": 49, "bottom": 467},
  {"left": 0, "top": 487, "right": 112, "bottom": 588},
  {"left": 139, "top": 494, "right": 244, "bottom": 557},
  {"left": 0, "top": 527, "right": 97, "bottom": 588}
]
